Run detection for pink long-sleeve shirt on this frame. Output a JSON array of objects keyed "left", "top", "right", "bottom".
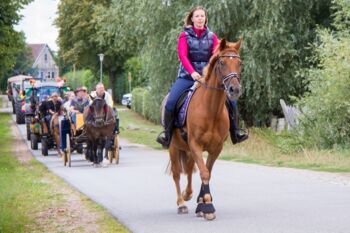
[{"left": 177, "top": 27, "right": 219, "bottom": 75}]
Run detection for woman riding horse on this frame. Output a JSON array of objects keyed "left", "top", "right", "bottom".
[{"left": 156, "top": 6, "right": 248, "bottom": 149}]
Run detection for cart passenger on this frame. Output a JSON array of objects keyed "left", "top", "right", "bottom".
[{"left": 70, "top": 87, "right": 89, "bottom": 113}]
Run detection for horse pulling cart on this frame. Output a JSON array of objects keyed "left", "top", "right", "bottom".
[{"left": 59, "top": 108, "right": 120, "bottom": 167}]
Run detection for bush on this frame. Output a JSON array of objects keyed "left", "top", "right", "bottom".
[
  {"left": 131, "top": 87, "right": 147, "bottom": 115},
  {"left": 131, "top": 87, "right": 161, "bottom": 123},
  {"left": 296, "top": 1, "right": 350, "bottom": 149}
]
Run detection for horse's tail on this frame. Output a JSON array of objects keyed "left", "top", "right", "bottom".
[{"left": 166, "top": 150, "right": 196, "bottom": 175}]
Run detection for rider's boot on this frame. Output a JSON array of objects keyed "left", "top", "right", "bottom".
[
  {"left": 227, "top": 101, "right": 248, "bottom": 144},
  {"left": 156, "top": 110, "right": 174, "bottom": 149}
]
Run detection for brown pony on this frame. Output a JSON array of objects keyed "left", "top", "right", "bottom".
[
  {"left": 167, "top": 38, "right": 243, "bottom": 220},
  {"left": 83, "top": 98, "right": 115, "bottom": 166}
]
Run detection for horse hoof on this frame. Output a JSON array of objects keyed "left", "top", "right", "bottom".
[
  {"left": 182, "top": 191, "right": 193, "bottom": 201},
  {"left": 196, "top": 211, "right": 204, "bottom": 218},
  {"left": 177, "top": 205, "right": 188, "bottom": 214},
  {"left": 204, "top": 213, "right": 216, "bottom": 221}
]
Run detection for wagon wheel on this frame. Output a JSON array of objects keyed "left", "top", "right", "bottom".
[
  {"left": 66, "top": 134, "right": 71, "bottom": 167},
  {"left": 113, "top": 135, "right": 119, "bottom": 164}
]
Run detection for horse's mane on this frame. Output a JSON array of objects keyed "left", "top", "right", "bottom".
[{"left": 203, "top": 41, "right": 240, "bottom": 82}]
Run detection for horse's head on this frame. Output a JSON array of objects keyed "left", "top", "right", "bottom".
[
  {"left": 206, "top": 38, "right": 243, "bottom": 101},
  {"left": 89, "top": 98, "right": 108, "bottom": 127}
]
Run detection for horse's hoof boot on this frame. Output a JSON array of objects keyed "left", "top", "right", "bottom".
[
  {"left": 196, "top": 211, "right": 204, "bottom": 217},
  {"left": 204, "top": 213, "right": 216, "bottom": 221},
  {"left": 177, "top": 205, "right": 188, "bottom": 214}
]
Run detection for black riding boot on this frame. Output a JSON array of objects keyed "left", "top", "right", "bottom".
[
  {"left": 226, "top": 101, "right": 248, "bottom": 144},
  {"left": 156, "top": 110, "right": 174, "bottom": 149}
]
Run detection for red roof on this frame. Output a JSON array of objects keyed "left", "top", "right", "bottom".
[{"left": 27, "top": 44, "right": 46, "bottom": 61}]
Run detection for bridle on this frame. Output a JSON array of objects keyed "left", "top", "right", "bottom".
[
  {"left": 88, "top": 98, "right": 114, "bottom": 127},
  {"left": 197, "top": 53, "right": 241, "bottom": 94}
]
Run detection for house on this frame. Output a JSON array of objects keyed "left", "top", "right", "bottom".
[{"left": 27, "top": 43, "right": 59, "bottom": 80}]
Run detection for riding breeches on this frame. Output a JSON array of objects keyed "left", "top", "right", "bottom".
[{"left": 165, "top": 78, "right": 195, "bottom": 113}]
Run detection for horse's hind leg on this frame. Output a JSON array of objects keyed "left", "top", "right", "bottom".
[
  {"left": 51, "top": 116, "right": 61, "bottom": 157},
  {"left": 182, "top": 152, "right": 194, "bottom": 202},
  {"left": 169, "top": 146, "right": 188, "bottom": 214}
]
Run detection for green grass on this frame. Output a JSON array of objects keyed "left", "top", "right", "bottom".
[
  {"left": 0, "top": 112, "right": 129, "bottom": 233},
  {"left": 118, "top": 105, "right": 164, "bottom": 150},
  {"left": 117, "top": 107, "right": 350, "bottom": 172}
]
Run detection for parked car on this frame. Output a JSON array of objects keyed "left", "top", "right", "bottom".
[{"left": 121, "top": 93, "right": 132, "bottom": 109}]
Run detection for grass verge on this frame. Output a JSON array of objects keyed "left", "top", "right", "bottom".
[
  {"left": 118, "top": 105, "right": 163, "bottom": 150},
  {"left": 118, "top": 106, "right": 350, "bottom": 172},
  {"left": 0, "top": 112, "right": 130, "bottom": 233}
]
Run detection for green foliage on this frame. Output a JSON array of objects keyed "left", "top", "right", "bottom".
[
  {"left": 123, "top": 57, "right": 147, "bottom": 90},
  {"left": 13, "top": 39, "right": 34, "bottom": 75},
  {"left": 56, "top": 0, "right": 333, "bottom": 125},
  {"left": 0, "top": 0, "right": 33, "bottom": 90},
  {"left": 297, "top": 27, "right": 350, "bottom": 148},
  {"left": 131, "top": 87, "right": 147, "bottom": 116},
  {"left": 62, "top": 69, "right": 108, "bottom": 91},
  {"left": 99, "top": 0, "right": 331, "bottom": 125}
]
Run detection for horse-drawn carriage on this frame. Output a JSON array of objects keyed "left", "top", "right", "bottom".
[
  {"left": 59, "top": 98, "right": 120, "bottom": 167},
  {"left": 27, "top": 82, "right": 69, "bottom": 153}
]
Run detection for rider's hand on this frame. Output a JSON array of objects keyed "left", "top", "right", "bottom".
[{"left": 191, "top": 72, "right": 201, "bottom": 81}]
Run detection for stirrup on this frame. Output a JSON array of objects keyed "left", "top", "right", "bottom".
[{"left": 156, "top": 131, "right": 169, "bottom": 149}]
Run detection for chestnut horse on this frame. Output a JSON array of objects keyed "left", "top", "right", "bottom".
[
  {"left": 167, "top": 38, "right": 243, "bottom": 220},
  {"left": 50, "top": 114, "right": 62, "bottom": 156}
]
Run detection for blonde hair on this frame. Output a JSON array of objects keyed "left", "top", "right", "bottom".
[{"left": 183, "top": 6, "right": 208, "bottom": 27}]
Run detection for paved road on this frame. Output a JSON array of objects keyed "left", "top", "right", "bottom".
[{"left": 9, "top": 107, "right": 350, "bottom": 233}]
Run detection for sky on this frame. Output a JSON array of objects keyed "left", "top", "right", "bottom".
[{"left": 15, "top": 0, "right": 60, "bottom": 51}]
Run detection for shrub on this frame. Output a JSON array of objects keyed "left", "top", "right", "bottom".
[{"left": 297, "top": 7, "right": 350, "bottom": 149}]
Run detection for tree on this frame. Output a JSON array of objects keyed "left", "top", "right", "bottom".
[
  {"left": 56, "top": 0, "right": 332, "bottom": 124},
  {"left": 55, "top": 0, "right": 118, "bottom": 97},
  {"left": 12, "top": 33, "right": 33, "bottom": 75},
  {"left": 296, "top": 0, "right": 350, "bottom": 148},
  {"left": 0, "top": 0, "right": 33, "bottom": 90}
]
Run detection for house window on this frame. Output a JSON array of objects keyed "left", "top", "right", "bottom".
[
  {"left": 45, "top": 54, "right": 47, "bottom": 62},
  {"left": 47, "top": 72, "right": 51, "bottom": 79},
  {"left": 40, "top": 72, "right": 44, "bottom": 79},
  {"left": 51, "top": 72, "right": 55, "bottom": 79}
]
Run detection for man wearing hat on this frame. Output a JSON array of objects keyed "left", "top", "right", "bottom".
[
  {"left": 70, "top": 87, "right": 90, "bottom": 113},
  {"left": 46, "top": 92, "right": 62, "bottom": 116}
]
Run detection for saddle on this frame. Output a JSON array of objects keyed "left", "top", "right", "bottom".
[{"left": 174, "top": 83, "right": 198, "bottom": 128}]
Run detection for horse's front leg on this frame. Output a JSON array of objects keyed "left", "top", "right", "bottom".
[
  {"left": 99, "top": 138, "right": 106, "bottom": 163},
  {"left": 190, "top": 144, "right": 216, "bottom": 220},
  {"left": 93, "top": 142, "right": 98, "bottom": 165}
]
